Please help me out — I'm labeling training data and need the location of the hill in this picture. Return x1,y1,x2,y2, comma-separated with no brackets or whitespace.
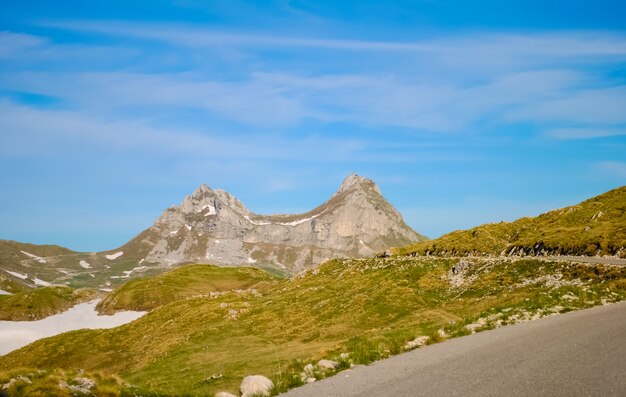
2,257,625,396
395,186,626,258
0,286,98,320
96,264,279,314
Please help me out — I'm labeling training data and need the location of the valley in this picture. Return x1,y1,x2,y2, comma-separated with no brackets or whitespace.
1,181,625,396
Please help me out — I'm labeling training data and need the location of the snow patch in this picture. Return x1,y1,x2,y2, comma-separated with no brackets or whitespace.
0,300,146,355
105,252,123,260
117,266,148,279
99,288,113,292
185,224,192,231
20,251,47,263
244,209,327,227
247,257,257,264
201,204,217,216
32,277,51,286
79,260,91,269
4,270,28,280
0,289,11,295
243,214,271,226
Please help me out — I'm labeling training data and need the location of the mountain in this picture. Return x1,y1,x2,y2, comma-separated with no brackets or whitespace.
395,186,626,258
0,174,425,290
115,173,425,274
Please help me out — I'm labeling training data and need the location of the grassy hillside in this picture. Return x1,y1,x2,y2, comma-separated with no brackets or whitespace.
0,286,98,320
395,186,626,258
97,264,280,314
2,257,625,396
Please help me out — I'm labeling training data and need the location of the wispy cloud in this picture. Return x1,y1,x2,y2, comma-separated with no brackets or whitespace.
0,99,450,164
0,31,47,58
594,161,626,178
39,20,626,59
4,24,626,134
547,128,626,139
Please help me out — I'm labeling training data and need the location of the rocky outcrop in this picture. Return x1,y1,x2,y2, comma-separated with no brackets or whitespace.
119,174,426,274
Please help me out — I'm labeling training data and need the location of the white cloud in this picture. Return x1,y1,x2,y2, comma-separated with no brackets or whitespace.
546,128,626,139
505,86,626,125
595,161,626,178
0,31,47,58
3,26,626,134
39,21,626,58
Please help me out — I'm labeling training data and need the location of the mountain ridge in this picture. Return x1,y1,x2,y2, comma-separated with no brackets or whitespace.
0,174,425,290
119,173,425,273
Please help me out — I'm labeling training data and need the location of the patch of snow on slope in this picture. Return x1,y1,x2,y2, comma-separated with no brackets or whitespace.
20,251,47,263
185,224,192,231
4,270,28,280
247,257,257,264
244,209,328,227
79,260,91,269
243,214,271,226
201,204,217,216
105,252,123,260
0,289,11,295
0,300,146,355
32,277,50,286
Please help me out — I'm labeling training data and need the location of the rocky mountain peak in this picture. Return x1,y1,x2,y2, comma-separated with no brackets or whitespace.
337,173,382,196
122,174,427,274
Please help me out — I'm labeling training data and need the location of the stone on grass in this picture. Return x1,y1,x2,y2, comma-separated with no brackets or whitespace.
404,335,430,350
240,375,274,397
317,359,339,370
215,392,237,397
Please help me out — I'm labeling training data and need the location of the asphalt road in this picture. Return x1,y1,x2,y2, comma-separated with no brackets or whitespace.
281,301,626,397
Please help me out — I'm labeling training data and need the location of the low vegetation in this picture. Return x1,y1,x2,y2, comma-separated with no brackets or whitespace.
97,264,280,314
395,186,626,258
0,367,132,396
0,286,98,321
2,257,625,396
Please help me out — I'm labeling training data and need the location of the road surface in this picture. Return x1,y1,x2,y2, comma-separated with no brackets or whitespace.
281,301,626,396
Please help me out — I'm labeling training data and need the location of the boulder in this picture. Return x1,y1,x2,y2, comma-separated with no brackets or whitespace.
404,335,430,350
215,392,237,397
317,359,339,370
240,375,274,397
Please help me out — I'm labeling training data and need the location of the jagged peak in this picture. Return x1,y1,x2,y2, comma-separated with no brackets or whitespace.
192,183,213,197
337,173,381,195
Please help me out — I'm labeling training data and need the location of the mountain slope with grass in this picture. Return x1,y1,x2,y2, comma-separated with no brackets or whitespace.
2,257,625,396
96,264,280,314
395,186,626,258
0,286,98,320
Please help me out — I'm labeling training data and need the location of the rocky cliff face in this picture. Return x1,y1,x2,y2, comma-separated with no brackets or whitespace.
120,174,426,274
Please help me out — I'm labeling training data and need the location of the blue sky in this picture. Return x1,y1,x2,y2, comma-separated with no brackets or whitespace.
1,0,626,251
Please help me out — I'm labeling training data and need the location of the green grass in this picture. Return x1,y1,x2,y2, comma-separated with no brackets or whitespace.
394,185,626,257
97,264,281,314
2,257,625,396
0,286,98,320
